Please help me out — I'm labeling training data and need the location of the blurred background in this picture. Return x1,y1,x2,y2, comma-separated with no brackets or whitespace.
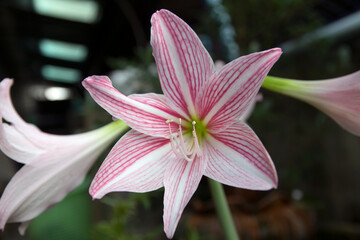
1,0,360,239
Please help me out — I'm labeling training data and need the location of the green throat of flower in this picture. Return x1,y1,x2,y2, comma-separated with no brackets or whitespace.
187,118,207,144
166,118,207,162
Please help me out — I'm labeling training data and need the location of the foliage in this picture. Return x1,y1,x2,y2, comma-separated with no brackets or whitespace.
92,193,163,240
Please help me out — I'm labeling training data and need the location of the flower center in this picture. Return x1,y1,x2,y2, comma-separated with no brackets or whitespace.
189,118,207,143
166,118,205,162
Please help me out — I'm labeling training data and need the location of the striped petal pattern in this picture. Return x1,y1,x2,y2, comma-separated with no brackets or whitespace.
163,155,206,238
90,130,172,198
83,75,180,138
204,121,277,189
151,9,215,117
198,48,281,132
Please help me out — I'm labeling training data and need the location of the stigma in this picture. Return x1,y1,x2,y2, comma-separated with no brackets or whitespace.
166,119,202,162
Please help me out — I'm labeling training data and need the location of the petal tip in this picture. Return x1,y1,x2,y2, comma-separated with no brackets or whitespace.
267,47,282,58
257,48,282,61
82,75,98,84
150,9,163,24
82,76,96,87
1,78,14,85
0,218,6,233
164,223,176,239
151,9,176,26
89,192,102,200
82,75,111,88
271,178,278,189
89,182,107,200
18,221,30,236
272,47,282,53
89,188,101,200
0,78,14,92
165,231,174,239
151,9,171,18
260,47,282,67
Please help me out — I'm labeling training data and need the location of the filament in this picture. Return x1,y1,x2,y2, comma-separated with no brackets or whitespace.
166,119,202,162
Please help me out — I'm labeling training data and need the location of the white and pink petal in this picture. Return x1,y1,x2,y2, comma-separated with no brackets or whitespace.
0,139,105,233
198,48,281,132
163,155,207,238
204,121,277,190
83,76,180,138
90,130,173,198
151,9,215,117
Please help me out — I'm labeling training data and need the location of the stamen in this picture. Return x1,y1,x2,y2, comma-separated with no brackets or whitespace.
170,134,186,159
167,119,189,159
178,118,192,155
167,118,202,162
172,135,196,162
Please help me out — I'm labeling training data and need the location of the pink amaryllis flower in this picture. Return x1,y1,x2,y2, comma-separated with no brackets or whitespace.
263,71,360,136
83,9,281,238
0,79,128,234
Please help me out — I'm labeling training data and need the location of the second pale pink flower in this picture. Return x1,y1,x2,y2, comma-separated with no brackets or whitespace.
263,71,360,136
0,79,128,234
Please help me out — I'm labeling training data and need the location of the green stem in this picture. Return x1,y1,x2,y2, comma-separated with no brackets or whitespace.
208,178,240,240
262,76,314,103
262,76,294,93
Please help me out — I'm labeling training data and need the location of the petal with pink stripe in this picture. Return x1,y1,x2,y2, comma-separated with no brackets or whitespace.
198,48,282,132
204,121,277,190
83,76,179,138
151,9,215,117
90,130,173,199
163,155,207,238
